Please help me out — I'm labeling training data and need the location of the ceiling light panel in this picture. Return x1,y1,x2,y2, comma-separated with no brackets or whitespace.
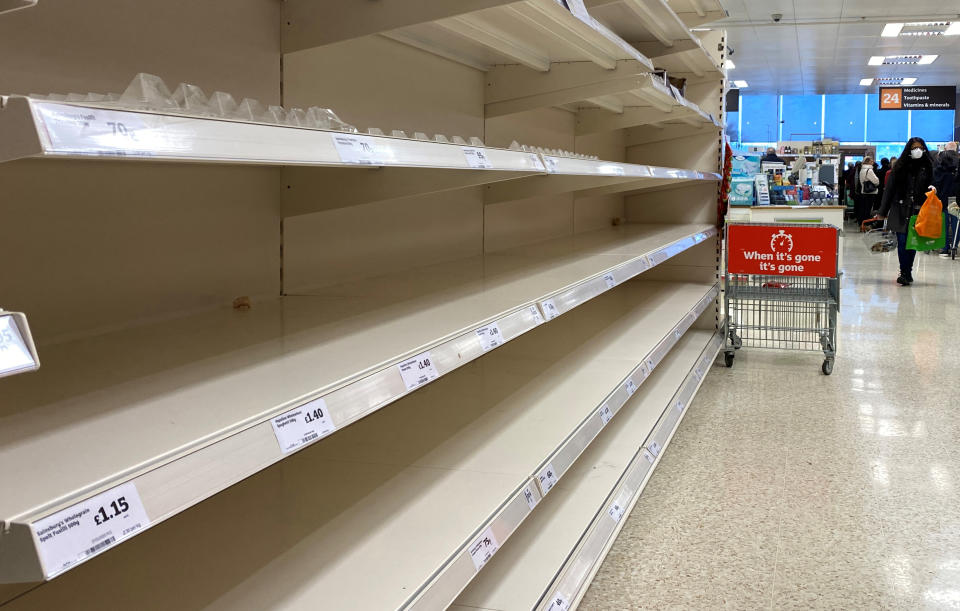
859,78,874,86
733,80,748,88
723,59,735,69
867,55,938,66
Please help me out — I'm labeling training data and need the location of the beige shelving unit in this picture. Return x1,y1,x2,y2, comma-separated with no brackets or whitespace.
0,0,726,607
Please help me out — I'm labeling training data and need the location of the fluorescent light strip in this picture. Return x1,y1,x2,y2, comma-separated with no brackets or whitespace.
733,80,748,88
918,55,938,64
723,59,735,70
868,56,884,65
902,77,917,85
882,23,903,37
859,78,874,86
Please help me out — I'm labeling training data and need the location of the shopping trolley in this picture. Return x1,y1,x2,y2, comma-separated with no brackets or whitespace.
723,223,840,375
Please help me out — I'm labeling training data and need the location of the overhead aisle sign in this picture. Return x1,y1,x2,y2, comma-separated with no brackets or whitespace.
879,86,956,110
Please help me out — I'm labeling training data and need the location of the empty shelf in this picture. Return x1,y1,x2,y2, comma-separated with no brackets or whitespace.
0,95,542,175
452,327,723,611
384,0,651,74
484,157,718,204
661,0,727,27
0,281,718,609
0,223,715,583
585,0,721,77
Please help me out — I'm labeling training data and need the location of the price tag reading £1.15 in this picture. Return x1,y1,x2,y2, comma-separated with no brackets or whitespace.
476,322,503,353
398,351,439,391
271,397,336,454
32,482,150,578
462,147,493,169
468,526,500,572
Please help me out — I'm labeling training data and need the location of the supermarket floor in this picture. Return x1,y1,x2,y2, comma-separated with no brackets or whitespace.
582,227,960,610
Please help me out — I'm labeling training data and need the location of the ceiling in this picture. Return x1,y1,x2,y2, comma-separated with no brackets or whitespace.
707,0,960,94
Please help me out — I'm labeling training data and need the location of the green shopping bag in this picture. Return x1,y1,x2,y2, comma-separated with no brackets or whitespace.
906,214,946,251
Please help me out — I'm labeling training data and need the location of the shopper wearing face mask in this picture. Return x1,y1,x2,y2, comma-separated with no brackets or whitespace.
878,138,935,285
856,156,879,228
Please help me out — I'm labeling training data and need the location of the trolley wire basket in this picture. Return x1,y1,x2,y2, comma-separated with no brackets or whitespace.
724,223,840,375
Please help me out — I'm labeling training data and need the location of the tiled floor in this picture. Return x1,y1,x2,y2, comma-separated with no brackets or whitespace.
582,228,960,610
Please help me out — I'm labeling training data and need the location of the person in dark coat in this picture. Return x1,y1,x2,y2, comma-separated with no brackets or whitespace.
878,138,935,286
932,142,959,256
760,147,785,164
876,157,891,205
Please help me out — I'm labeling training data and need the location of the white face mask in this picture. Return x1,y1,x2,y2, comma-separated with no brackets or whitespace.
911,148,924,159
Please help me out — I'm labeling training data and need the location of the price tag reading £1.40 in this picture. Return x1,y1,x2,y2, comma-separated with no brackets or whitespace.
475,322,503,353
271,397,336,454
398,351,439,391
32,482,150,578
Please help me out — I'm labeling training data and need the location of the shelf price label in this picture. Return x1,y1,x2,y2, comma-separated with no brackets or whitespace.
34,103,152,157
32,482,150,578
0,315,36,376
608,500,626,523
624,378,638,397
523,485,540,510
271,397,336,454
603,273,617,289
538,463,559,495
468,526,500,572
541,299,560,321
475,322,503,353
528,154,546,171
398,351,439,391
332,134,380,165
528,305,545,326
547,592,571,611
676,399,685,413
694,366,704,381
648,441,662,457
642,449,656,464
462,147,493,169
598,404,613,426
544,156,560,173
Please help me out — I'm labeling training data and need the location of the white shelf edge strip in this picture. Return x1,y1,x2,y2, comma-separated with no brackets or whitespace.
539,328,724,611
9,227,718,583
405,283,720,610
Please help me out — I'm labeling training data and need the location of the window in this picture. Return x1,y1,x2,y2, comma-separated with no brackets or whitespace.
824,95,866,142
910,110,954,142
867,94,907,142
741,95,779,142
781,95,823,141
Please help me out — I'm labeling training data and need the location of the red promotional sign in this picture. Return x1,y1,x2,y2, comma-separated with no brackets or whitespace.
727,224,837,277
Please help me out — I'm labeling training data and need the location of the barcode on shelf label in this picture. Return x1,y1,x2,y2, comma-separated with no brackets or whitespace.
649,441,662,457
398,351,439,391
547,593,571,611
538,463,559,495
603,273,617,289
523,486,539,510
332,134,379,165
642,449,656,464
475,322,503,352
34,103,153,157
468,526,500,572
598,404,613,425
271,397,336,454
529,154,546,171
462,147,493,169
608,500,626,523
528,305,545,325
0,315,35,376
541,299,560,321
544,156,560,172
625,378,638,397
32,482,150,578
676,399,685,413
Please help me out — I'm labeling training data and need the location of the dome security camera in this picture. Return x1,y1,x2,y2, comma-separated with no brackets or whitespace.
772,13,782,22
